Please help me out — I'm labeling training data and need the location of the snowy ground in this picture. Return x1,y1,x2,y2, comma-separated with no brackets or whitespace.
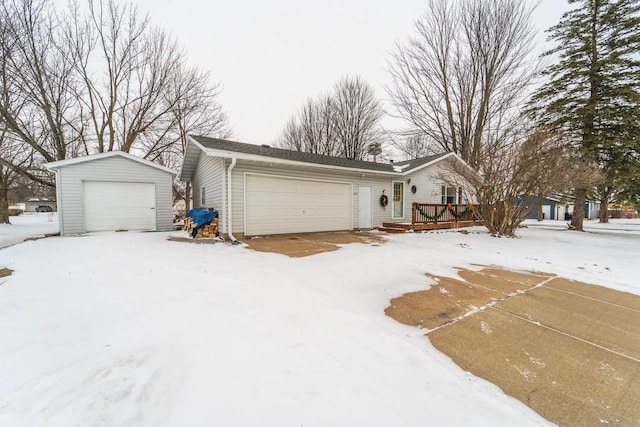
0,212,59,249
0,217,638,426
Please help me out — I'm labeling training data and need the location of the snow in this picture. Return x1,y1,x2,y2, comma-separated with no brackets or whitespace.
0,216,638,426
0,213,59,249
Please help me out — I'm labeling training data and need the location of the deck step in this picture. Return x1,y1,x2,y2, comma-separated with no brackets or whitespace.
378,226,412,234
382,222,413,230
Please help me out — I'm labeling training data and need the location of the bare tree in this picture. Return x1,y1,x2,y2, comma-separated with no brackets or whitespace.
0,0,231,220
387,0,538,169
156,65,232,212
66,0,186,156
443,127,593,237
0,0,84,168
279,76,383,161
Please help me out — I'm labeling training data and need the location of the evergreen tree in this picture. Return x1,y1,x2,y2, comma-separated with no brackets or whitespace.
530,0,640,229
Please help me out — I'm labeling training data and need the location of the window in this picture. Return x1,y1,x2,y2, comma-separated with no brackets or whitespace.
201,187,206,206
441,186,462,204
393,182,404,218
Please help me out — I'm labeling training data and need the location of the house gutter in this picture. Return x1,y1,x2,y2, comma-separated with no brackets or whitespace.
226,157,238,243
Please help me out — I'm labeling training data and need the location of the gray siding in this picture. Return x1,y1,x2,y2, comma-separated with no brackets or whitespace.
57,156,174,235
226,160,396,234
191,154,226,230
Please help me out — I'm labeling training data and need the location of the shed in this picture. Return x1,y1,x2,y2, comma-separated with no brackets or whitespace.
46,151,177,235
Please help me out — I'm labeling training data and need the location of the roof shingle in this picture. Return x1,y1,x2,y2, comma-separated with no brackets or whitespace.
190,135,450,174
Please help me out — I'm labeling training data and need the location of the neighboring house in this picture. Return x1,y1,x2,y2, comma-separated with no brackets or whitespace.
525,195,571,221
526,194,600,221
46,151,177,236
180,136,472,237
24,197,57,212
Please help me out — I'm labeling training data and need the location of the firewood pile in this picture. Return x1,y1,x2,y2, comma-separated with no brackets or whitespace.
183,217,219,238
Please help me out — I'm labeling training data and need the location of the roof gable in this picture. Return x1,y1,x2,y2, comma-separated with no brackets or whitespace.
46,151,177,175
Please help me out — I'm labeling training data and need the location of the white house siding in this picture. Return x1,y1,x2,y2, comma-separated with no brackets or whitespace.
192,154,225,216
404,162,457,208
56,156,174,235
215,159,395,234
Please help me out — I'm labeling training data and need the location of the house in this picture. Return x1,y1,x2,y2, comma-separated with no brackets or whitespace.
23,198,57,212
179,136,472,237
525,195,571,220
46,151,177,235
525,194,600,221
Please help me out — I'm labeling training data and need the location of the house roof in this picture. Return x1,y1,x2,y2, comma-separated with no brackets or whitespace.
182,135,457,180
46,151,177,175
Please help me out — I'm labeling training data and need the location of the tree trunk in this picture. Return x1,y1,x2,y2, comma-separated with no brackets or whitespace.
0,187,10,224
537,202,544,222
570,188,587,231
599,189,610,223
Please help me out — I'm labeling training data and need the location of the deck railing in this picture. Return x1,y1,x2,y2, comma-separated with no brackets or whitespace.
412,203,476,224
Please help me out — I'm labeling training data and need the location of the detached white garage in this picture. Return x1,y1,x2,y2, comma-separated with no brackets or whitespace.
47,151,177,236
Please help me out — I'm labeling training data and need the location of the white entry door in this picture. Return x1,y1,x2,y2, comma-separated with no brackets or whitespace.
358,186,372,229
542,204,551,220
84,181,156,232
245,174,352,236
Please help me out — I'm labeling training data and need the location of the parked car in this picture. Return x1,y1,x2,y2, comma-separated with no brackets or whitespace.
35,205,53,212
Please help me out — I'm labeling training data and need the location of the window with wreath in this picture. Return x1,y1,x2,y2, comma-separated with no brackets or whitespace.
441,186,462,204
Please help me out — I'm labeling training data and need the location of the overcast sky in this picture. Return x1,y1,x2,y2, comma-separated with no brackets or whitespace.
131,0,574,145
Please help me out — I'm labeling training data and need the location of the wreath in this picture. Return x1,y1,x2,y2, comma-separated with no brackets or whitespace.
380,194,389,207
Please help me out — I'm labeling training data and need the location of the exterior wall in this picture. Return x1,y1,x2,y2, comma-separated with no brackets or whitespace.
401,161,471,222
56,156,174,235
224,159,396,234
525,197,558,220
192,154,225,210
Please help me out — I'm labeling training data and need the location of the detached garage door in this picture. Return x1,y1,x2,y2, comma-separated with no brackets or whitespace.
84,181,156,232
245,174,352,235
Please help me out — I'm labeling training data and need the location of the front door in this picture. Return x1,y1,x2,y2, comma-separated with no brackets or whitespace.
358,186,372,229
393,182,404,219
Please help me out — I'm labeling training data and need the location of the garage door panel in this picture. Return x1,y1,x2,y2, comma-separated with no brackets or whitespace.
245,175,351,235
84,181,156,232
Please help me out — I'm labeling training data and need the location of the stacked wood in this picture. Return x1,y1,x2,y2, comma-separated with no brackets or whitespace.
183,217,219,238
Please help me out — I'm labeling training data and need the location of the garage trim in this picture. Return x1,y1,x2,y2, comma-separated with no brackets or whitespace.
243,172,353,236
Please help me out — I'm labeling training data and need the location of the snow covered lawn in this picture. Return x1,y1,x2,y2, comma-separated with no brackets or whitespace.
0,213,59,249
0,218,638,426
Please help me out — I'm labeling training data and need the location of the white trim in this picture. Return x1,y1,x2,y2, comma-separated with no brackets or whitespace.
242,172,354,234
46,151,177,175
392,181,405,220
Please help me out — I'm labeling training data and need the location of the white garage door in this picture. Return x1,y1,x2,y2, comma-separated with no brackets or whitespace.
245,174,352,235
84,181,156,232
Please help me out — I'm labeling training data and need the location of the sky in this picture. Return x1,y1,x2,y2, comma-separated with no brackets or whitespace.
130,0,574,146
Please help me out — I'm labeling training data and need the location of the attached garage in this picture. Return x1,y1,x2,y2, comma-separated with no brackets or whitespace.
245,174,352,235
47,151,177,236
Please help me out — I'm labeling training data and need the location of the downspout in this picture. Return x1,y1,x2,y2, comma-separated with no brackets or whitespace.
226,157,238,242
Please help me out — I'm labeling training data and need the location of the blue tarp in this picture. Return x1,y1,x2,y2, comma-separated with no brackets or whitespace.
187,208,218,238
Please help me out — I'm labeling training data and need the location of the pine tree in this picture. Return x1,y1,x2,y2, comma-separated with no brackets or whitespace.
530,0,640,229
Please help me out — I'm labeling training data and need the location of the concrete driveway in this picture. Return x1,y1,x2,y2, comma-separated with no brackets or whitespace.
239,231,384,257
386,267,640,426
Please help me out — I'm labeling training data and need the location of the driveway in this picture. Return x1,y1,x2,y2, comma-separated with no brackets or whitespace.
386,267,640,426
238,231,384,257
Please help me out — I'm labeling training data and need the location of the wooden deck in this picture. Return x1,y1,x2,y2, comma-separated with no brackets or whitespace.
378,203,482,233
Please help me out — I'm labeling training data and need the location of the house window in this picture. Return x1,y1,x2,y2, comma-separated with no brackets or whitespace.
441,186,462,204
201,187,206,206
393,182,404,218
